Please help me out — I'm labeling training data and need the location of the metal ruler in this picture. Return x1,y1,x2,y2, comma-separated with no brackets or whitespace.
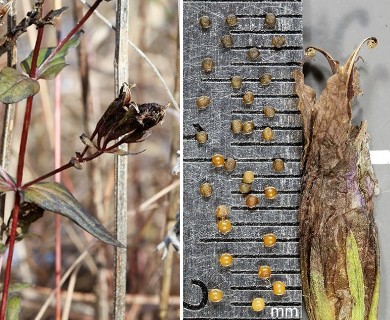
183,1,303,319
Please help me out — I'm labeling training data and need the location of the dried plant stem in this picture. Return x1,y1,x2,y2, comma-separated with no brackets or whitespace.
61,265,81,320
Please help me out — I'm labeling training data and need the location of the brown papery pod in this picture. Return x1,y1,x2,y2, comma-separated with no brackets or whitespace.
293,37,380,320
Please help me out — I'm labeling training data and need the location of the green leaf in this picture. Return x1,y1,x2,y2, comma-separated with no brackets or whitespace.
0,67,40,103
21,31,83,80
6,295,21,320
22,182,124,247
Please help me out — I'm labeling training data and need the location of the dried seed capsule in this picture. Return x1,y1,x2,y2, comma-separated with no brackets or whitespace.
263,106,276,118
224,157,237,172
225,14,238,27
264,186,278,200
263,233,277,247
199,182,213,197
239,182,252,194
231,76,243,89
215,205,229,219
211,154,225,167
259,73,272,86
199,15,211,29
208,289,224,302
242,121,255,135
195,131,208,144
217,219,232,234
305,47,316,58
219,253,233,267
247,47,260,61
272,35,286,48
272,158,285,172
231,119,243,133
201,57,214,73
246,195,259,208
258,265,272,279
221,34,233,48
196,96,211,110
272,281,286,295
251,297,265,312
242,171,255,184
264,12,276,28
243,91,254,105
261,127,273,141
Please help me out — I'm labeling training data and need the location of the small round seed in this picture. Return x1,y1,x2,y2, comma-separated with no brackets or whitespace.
221,34,233,48
251,297,265,312
247,47,260,61
199,15,211,29
201,57,214,73
263,233,277,247
211,154,225,167
272,281,286,295
246,195,259,208
208,289,224,302
263,106,276,118
264,186,277,200
196,96,211,110
264,13,276,28
259,73,272,86
239,183,252,194
217,219,232,234
258,265,272,279
231,119,243,133
272,35,285,48
199,182,213,197
261,127,273,141
272,158,285,172
225,14,238,27
242,171,255,184
231,76,243,89
224,157,237,172
195,131,208,144
219,253,233,267
242,121,254,135
215,205,229,219
243,91,254,105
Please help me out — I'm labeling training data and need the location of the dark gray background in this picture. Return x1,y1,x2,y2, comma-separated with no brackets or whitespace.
303,1,389,318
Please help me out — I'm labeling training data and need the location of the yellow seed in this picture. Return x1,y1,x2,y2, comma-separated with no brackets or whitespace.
305,47,316,58
246,195,259,208
225,14,238,27
196,96,211,110
231,76,242,89
259,73,272,86
239,183,252,194
272,158,285,172
263,106,276,118
272,35,286,48
195,131,208,144
243,91,254,105
263,233,277,247
211,154,225,167
272,281,286,295
217,219,232,234
251,297,265,311
199,182,213,197
215,205,229,219
199,15,211,29
231,119,243,133
258,265,272,279
224,157,237,172
264,13,276,28
202,58,214,73
208,289,224,302
242,121,254,135
264,186,277,200
247,47,260,61
242,171,255,184
221,34,233,48
219,253,233,267
262,127,273,141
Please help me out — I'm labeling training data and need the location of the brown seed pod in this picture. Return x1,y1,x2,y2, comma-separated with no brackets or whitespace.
264,186,278,199
272,35,286,48
231,75,243,89
211,154,225,167
199,15,211,29
247,47,260,61
264,13,276,28
225,14,238,27
215,205,230,219
231,119,243,133
221,34,233,48
259,73,272,86
242,171,255,184
243,91,254,105
272,158,285,172
261,127,273,141
224,157,237,172
201,57,214,73
195,131,208,144
263,106,276,118
246,194,259,208
196,96,211,110
199,182,213,197
239,183,252,194
242,121,254,135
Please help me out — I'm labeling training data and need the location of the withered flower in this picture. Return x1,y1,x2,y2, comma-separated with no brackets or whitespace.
293,37,379,320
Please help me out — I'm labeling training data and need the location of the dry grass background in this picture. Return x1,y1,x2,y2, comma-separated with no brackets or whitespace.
0,0,179,319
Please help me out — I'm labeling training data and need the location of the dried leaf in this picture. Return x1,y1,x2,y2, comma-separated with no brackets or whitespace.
0,165,16,193
294,37,379,320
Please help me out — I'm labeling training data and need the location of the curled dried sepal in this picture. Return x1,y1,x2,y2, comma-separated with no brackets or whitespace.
109,148,146,156
70,157,83,170
0,165,16,193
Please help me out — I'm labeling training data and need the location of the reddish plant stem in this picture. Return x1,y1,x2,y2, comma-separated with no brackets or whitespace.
0,26,44,319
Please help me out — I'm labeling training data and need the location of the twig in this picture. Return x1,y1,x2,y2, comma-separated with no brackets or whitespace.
61,265,81,320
